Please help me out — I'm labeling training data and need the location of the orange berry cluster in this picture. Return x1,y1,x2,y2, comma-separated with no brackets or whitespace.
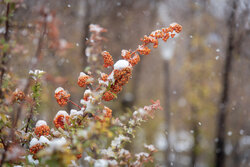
30,143,44,154
140,23,182,51
102,51,114,68
103,106,112,118
12,90,25,102
53,113,70,129
121,50,140,67
54,88,70,106
77,73,93,87
34,125,50,137
102,91,115,101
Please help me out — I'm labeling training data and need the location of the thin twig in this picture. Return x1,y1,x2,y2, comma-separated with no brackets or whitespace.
0,2,10,101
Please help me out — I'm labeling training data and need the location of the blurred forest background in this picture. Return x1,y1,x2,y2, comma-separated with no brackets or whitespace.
0,0,249,166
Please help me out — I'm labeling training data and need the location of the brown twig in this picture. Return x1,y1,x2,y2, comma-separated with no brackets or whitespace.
0,2,10,101
14,10,48,130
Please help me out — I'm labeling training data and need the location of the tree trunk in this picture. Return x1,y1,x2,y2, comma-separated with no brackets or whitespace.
215,1,237,167
163,60,172,166
191,106,199,167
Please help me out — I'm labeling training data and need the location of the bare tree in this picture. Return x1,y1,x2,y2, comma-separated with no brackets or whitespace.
215,0,237,166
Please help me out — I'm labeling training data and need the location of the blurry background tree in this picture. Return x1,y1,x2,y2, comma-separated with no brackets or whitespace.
0,0,249,166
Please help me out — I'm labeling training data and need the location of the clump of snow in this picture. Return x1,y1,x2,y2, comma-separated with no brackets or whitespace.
114,60,130,70
29,138,39,148
84,156,93,162
55,87,64,93
39,136,50,145
29,69,45,76
54,110,69,119
100,147,115,157
84,89,91,95
27,155,39,165
35,120,47,127
77,130,88,139
107,71,115,83
118,148,130,157
89,24,104,33
79,72,87,77
121,49,129,57
98,79,109,86
80,99,94,112
111,135,130,148
107,160,118,166
70,109,78,116
30,136,51,148
144,144,156,152
94,159,108,167
70,109,83,117
29,69,45,80
49,137,67,150
59,39,67,49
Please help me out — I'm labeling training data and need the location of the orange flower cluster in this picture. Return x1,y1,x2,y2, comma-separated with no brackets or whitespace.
129,53,140,66
102,51,114,68
12,90,25,102
101,73,108,81
34,121,50,137
30,143,44,154
53,111,70,129
77,72,93,87
102,91,115,101
54,87,70,106
103,65,132,101
137,45,151,55
113,67,132,89
121,50,140,67
103,106,112,118
121,50,132,60
140,23,182,51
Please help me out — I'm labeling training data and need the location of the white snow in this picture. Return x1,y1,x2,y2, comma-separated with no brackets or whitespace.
29,138,39,148
108,160,118,166
84,89,91,95
29,69,45,76
35,120,47,127
54,110,69,119
107,71,115,83
111,135,130,148
59,39,67,49
98,79,109,86
84,156,94,162
100,147,115,157
118,149,130,156
89,24,103,33
27,155,39,165
94,159,108,167
39,136,50,145
80,99,94,112
144,144,156,152
70,109,83,117
55,87,64,93
79,72,87,77
121,50,129,57
49,137,67,149
114,60,130,70
135,152,149,159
